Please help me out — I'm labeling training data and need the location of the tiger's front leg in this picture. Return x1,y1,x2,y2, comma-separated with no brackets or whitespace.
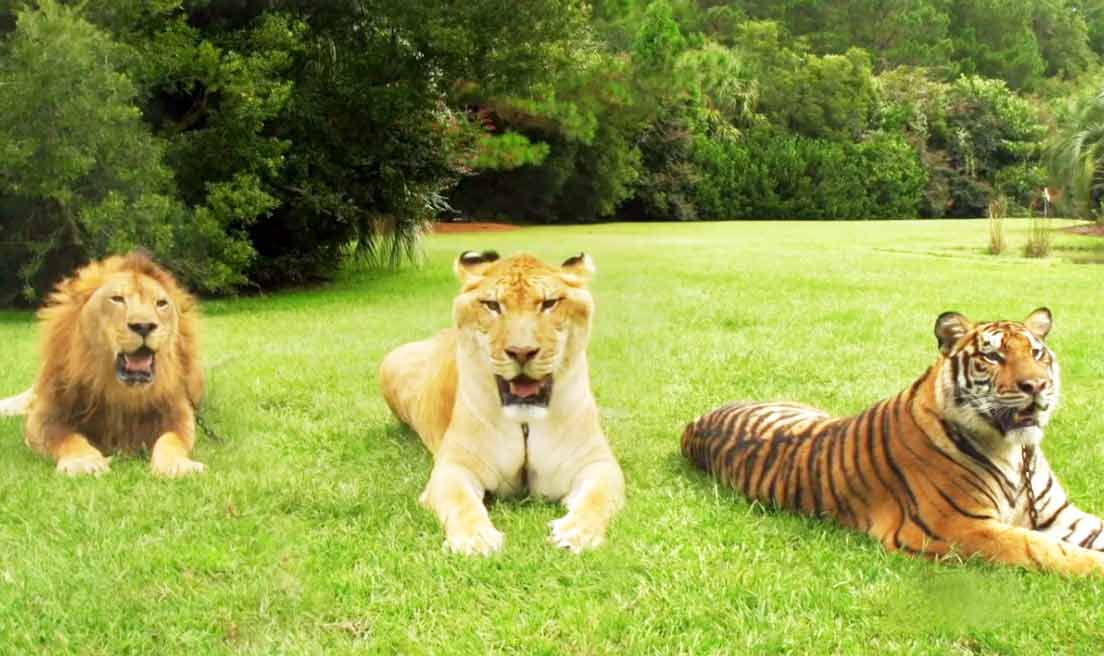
936,518,1104,576
1037,503,1104,551
549,459,625,554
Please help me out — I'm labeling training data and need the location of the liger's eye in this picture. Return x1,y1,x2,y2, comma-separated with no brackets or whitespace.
480,300,501,313
541,298,560,311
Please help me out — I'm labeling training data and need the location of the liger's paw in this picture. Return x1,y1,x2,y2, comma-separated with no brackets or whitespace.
151,457,206,478
549,512,606,554
444,522,504,557
56,454,111,477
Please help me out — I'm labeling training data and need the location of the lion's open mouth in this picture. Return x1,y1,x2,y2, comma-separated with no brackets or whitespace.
495,374,553,407
115,346,156,386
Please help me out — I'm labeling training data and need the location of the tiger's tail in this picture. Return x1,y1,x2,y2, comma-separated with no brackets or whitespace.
0,388,33,416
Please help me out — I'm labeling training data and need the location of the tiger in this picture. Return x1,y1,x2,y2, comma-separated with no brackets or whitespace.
681,308,1104,575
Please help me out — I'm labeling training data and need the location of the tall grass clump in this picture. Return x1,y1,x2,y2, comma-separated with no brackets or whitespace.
1024,214,1053,257
987,196,1007,255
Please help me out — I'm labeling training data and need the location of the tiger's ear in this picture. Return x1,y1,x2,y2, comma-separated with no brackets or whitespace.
935,311,971,355
454,250,500,284
560,253,595,284
1024,307,1053,341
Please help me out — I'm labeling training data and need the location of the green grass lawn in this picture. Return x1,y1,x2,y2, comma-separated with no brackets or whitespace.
2,219,1103,654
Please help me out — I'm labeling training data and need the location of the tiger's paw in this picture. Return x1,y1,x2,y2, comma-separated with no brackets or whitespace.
56,453,112,477
444,522,504,556
549,512,606,554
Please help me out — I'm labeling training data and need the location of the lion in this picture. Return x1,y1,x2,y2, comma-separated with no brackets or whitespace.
0,251,206,477
379,251,625,555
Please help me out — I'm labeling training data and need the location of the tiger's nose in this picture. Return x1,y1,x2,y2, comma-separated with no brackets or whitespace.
128,322,157,338
1018,378,1048,395
506,346,540,365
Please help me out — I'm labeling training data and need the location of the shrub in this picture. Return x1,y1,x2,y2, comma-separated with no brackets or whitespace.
987,196,1008,255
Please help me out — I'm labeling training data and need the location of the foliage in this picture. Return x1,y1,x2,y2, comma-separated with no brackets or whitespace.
690,129,926,220
1049,87,1104,220
0,1,250,303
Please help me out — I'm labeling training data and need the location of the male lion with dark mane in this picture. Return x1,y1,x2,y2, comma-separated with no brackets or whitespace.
0,251,206,477
380,251,625,555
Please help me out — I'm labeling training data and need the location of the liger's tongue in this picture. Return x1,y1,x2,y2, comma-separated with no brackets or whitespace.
509,378,542,398
123,352,153,373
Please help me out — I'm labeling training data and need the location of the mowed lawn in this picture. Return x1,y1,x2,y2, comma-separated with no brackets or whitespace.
1,220,1103,654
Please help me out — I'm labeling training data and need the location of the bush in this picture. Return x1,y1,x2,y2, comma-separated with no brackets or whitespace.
0,1,250,303
690,129,925,219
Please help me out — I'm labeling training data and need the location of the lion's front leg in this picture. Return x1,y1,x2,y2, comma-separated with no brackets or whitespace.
150,431,205,477
52,433,112,476
420,461,504,556
549,459,625,554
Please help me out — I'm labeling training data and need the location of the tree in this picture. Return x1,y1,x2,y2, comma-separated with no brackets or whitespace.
1050,88,1104,220
0,0,249,302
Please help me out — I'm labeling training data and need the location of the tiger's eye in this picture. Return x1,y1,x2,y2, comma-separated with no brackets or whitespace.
981,351,1003,364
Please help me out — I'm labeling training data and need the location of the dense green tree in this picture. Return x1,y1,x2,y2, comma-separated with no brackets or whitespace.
0,0,249,302
1050,88,1104,219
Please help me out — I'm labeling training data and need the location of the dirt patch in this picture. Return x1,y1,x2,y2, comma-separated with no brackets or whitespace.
432,221,520,234
1063,223,1104,237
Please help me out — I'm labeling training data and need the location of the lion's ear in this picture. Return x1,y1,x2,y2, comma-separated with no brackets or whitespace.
454,250,500,284
560,253,595,284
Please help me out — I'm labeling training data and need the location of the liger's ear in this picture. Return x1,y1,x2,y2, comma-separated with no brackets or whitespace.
560,253,595,284
935,311,971,355
454,250,500,284
1024,307,1053,341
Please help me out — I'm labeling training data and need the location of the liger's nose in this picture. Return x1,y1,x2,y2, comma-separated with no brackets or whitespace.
129,322,157,338
506,346,540,365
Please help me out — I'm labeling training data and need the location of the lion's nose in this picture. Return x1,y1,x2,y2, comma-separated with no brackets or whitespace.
506,346,539,365
128,322,158,338
1018,378,1048,395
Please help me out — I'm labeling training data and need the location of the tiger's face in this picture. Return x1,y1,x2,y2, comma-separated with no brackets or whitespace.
453,250,595,422
935,308,1059,446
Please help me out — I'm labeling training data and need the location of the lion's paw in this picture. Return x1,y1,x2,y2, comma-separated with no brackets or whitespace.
151,457,206,478
549,512,606,554
57,454,111,477
444,522,504,556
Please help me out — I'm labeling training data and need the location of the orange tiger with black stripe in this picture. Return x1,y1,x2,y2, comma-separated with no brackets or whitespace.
682,308,1104,575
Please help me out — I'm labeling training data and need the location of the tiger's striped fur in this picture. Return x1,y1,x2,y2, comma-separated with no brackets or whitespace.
682,308,1104,575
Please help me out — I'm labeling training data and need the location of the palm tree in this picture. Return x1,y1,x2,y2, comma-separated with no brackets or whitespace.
1050,89,1104,222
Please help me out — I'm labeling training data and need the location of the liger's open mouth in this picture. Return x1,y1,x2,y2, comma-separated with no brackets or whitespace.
115,346,156,386
495,374,553,408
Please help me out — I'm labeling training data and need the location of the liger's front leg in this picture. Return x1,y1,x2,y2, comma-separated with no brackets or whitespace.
549,459,625,554
421,460,504,556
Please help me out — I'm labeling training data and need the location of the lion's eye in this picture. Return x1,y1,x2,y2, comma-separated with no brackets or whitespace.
110,295,125,304
541,298,560,311
156,299,169,309
480,300,501,314
981,351,1003,364
1033,347,1045,361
